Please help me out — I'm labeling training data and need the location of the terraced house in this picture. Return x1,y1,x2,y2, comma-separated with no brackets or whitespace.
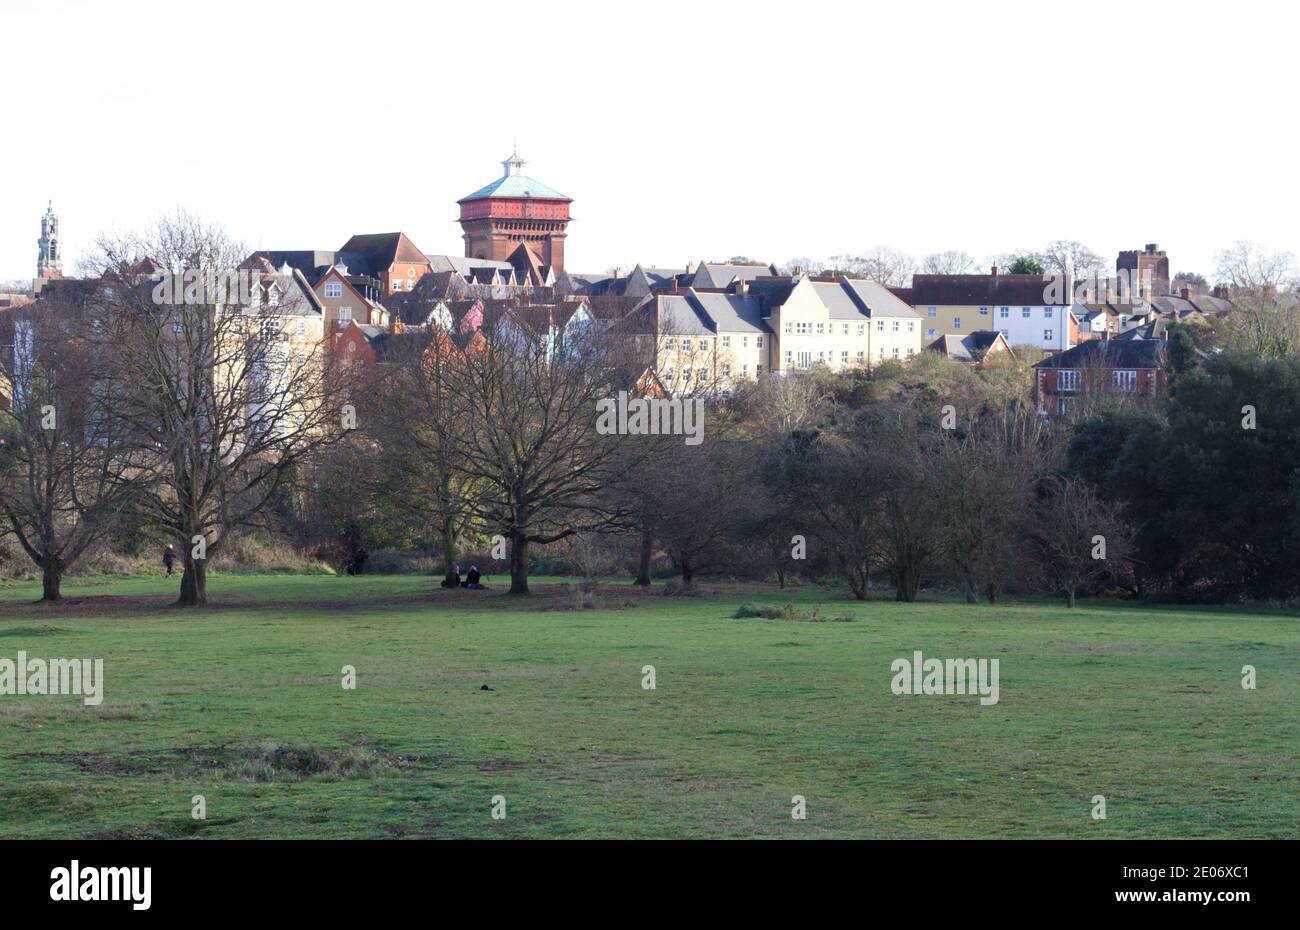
905,267,1074,354
618,272,922,392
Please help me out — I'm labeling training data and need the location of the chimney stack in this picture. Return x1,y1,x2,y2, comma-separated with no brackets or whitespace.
736,278,749,297
991,264,998,276
1180,286,1192,299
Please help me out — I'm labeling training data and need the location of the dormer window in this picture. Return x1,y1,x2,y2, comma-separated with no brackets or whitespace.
324,282,343,299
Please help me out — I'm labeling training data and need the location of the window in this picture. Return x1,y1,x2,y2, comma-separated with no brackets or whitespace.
840,351,849,362
1058,370,1079,392
1000,328,1009,338
741,364,748,376
666,337,676,349
756,336,763,348
1022,307,1031,318
927,306,937,318
785,350,793,362
756,364,763,374
953,317,962,329
391,280,402,292
664,367,674,380
907,321,915,332
877,321,884,331
796,351,811,368
1045,307,1054,319
856,351,864,360
261,318,277,338
682,338,692,351
722,335,730,347
695,368,707,382
979,306,989,316
1000,307,1009,318
1043,329,1053,342
297,319,306,337
816,323,825,334
324,282,343,298
796,321,811,334
892,347,900,358
906,347,915,357
742,336,749,347
1058,397,1073,415
722,363,731,377
784,322,792,333
842,323,849,335
172,321,182,334
925,328,937,338
339,307,353,324
857,324,865,336
1114,370,1137,392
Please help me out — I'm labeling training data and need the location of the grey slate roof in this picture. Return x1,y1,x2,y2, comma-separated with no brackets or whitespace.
1033,339,1166,369
686,290,771,334
690,262,777,289
841,278,920,318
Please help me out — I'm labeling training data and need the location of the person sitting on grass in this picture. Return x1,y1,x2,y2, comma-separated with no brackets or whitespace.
462,565,482,589
440,564,461,589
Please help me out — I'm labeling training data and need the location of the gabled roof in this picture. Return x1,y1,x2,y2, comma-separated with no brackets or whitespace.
1033,339,1167,369
747,276,799,316
337,233,429,272
690,262,777,289
927,330,1011,363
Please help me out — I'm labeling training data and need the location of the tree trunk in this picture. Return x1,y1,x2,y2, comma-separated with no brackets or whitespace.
508,531,529,595
986,581,998,604
964,576,979,604
1066,587,1076,609
680,560,694,589
177,554,208,607
634,530,652,586
895,564,920,603
441,518,457,587
41,558,63,602
776,566,786,590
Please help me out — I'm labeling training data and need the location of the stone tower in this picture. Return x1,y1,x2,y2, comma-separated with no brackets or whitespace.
1116,243,1169,300
37,200,62,280
457,151,572,274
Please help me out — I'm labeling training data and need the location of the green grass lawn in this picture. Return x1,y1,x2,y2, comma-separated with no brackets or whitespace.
0,572,1295,839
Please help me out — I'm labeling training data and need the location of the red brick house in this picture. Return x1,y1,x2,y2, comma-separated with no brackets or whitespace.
1033,339,1168,417
337,232,432,298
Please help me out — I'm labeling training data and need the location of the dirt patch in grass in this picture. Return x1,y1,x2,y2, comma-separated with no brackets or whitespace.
0,625,66,637
16,742,441,782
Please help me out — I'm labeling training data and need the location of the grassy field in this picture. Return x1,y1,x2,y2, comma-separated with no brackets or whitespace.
0,572,1295,839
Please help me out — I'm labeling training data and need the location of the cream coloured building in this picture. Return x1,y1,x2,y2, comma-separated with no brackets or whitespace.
626,273,922,391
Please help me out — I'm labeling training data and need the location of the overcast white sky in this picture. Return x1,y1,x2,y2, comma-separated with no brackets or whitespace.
1,0,1295,284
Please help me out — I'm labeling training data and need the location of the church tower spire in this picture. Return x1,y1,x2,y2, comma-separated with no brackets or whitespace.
37,200,62,280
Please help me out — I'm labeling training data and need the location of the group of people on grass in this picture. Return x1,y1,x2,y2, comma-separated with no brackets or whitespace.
441,564,484,590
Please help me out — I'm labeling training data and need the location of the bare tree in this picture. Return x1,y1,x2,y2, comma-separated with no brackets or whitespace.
827,246,917,286
921,250,978,275
637,436,747,590
1027,476,1133,607
0,297,136,600
90,213,343,606
376,330,482,586
1214,241,1298,292
420,315,642,594
1037,240,1106,280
